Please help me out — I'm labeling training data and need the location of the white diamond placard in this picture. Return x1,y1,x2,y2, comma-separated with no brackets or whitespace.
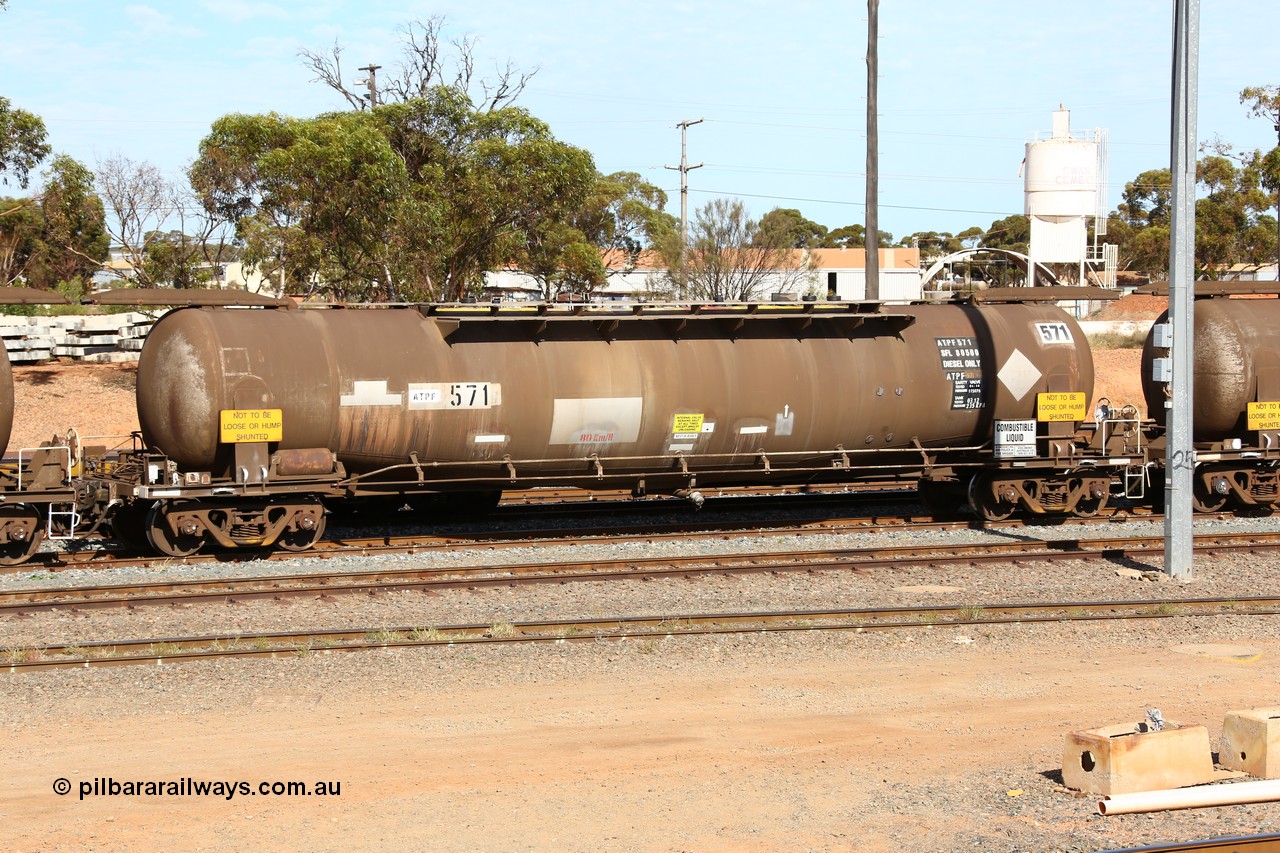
997,348,1042,401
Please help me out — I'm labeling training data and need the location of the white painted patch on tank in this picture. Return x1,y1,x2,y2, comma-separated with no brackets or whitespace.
997,348,1043,401
549,397,642,445
775,404,795,436
339,380,403,407
473,434,507,443
738,425,769,435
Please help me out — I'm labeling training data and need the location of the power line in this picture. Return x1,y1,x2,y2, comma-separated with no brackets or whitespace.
686,187,1020,217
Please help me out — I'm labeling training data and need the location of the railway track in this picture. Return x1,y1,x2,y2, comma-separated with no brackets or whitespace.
1102,834,1280,852
6,530,1280,617
15,498,1189,575
6,593,1279,673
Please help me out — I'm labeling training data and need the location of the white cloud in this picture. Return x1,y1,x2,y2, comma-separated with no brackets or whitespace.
202,0,291,25
124,5,201,39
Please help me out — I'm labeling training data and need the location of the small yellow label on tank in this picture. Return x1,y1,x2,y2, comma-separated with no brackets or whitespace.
1248,401,1280,430
219,409,284,443
1035,392,1086,422
672,413,704,434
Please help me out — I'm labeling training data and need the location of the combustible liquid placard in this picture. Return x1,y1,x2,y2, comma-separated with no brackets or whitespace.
993,419,1037,458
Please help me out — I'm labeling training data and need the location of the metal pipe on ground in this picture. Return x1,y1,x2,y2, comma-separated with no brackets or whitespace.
1098,779,1280,815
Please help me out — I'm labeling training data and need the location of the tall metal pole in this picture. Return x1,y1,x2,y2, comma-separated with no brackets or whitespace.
665,119,704,273
1165,0,1199,580
864,0,880,300
358,64,381,108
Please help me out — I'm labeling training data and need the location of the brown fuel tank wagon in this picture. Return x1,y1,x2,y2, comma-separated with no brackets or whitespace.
135,299,1094,483
68,293,1151,557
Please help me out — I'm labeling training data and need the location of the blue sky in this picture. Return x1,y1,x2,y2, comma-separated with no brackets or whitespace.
2,1,1277,242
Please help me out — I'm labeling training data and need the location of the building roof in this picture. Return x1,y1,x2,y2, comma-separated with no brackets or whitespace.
594,246,920,272
807,247,920,270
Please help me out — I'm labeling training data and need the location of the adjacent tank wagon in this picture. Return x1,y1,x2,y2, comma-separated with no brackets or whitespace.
1140,283,1280,511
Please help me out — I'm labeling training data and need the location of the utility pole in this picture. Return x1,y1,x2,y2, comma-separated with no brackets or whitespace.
665,118,704,268
357,64,381,108
864,0,880,301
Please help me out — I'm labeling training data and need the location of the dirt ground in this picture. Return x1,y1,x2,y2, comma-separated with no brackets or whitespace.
5,625,1279,851
1091,348,1147,418
9,362,140,453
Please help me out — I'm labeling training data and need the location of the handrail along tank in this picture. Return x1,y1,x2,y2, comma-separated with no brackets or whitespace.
136,300,1093,485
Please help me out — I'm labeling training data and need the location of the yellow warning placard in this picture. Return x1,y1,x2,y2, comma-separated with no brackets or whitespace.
1036,392,1086,422
672,413,704,434
219,409,283,443
1248,401,1280,431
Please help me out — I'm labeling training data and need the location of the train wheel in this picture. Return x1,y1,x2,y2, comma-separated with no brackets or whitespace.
145,502,205,558
276,499,328,552
1071,495,1108,518
0,506,45,566
969,474,1016,522
1071,486,1110,518
1191,480,1228,513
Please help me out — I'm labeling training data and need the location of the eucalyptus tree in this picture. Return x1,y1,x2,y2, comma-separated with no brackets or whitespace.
0,191,39,284
756,208,828,249
1240,85,1280,269
191,89,597,301
26,154,108,289
0,96,49,190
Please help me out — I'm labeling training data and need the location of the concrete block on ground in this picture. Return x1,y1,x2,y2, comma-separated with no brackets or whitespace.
81,351,139,364
1222,707,1280,778
7,350,52,363
74,313,133,331
1063,720,1227,795
6,335,57,352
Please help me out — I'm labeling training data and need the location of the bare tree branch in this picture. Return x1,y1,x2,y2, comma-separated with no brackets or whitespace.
301,15,538,112
298,41,368,110
0,197,36,217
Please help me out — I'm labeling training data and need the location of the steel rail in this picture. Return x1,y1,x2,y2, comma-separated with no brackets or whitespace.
6,531,1280,617
6,595,1279,673
1096,833,1280,852
12,509,956,573
8,502,1207,575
